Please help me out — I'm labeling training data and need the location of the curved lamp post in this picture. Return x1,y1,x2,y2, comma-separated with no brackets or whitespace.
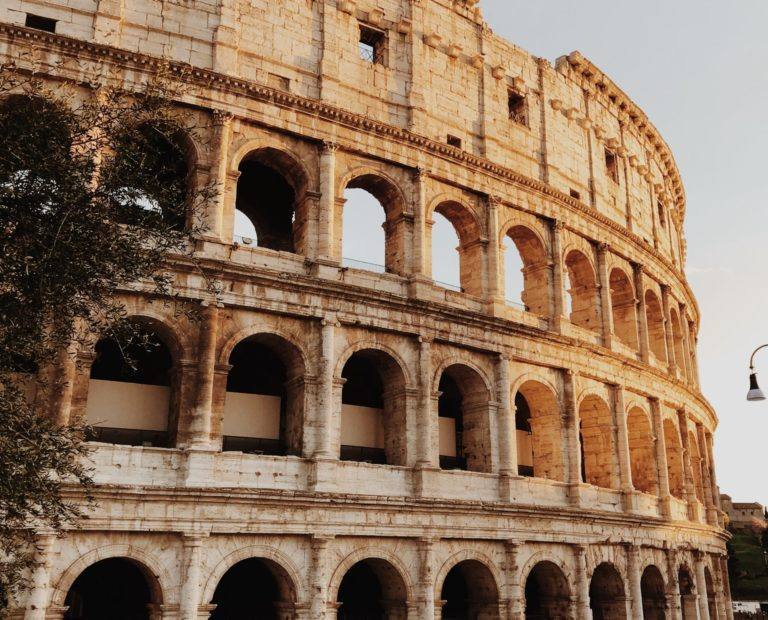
747,344,768,401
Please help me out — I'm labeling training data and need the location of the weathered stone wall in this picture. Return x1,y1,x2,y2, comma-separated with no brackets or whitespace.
0,1,727,618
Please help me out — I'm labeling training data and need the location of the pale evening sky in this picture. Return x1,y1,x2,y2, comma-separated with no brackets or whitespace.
238,1,768,506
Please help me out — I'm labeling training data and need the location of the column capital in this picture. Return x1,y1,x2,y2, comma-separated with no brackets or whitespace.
321,139,340,154
598,241,611,253
212,108,234,125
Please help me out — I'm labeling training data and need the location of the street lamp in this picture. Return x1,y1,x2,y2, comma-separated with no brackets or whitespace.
747,344,768,401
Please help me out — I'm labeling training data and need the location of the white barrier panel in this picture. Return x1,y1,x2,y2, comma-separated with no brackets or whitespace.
439,417,457,457
86,379,169,431
223,392,281,439
341,404,384,448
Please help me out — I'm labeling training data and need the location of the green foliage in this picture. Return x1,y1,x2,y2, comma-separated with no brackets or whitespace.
729,531,768,601
0,63,214,611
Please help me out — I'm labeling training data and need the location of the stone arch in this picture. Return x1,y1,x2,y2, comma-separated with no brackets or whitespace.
51,545,170,609
207,551,301,619
640,564,666,620
339,168,409,275
232,145,311,253
434,360,494,473
221,331,309,456
609,267,639,350
704,566,717,620
335,340,415,388
336,345,411,466
502,224,551,315
645,290,668,362
564,249,600,332
513,377,565,482
626,406,657,494
329,547,413,616
578,393,617,489
663,418,685,499
218,325,311,374
687,430,705,503
589,562,627,620
522,559,572,620
434,552,501,620
201,545,306,607
429,197,486,297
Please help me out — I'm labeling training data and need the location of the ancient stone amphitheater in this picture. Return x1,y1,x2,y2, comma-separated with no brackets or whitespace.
2,0,731,618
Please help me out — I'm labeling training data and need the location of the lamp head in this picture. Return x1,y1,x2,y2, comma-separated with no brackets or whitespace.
747,372,766,402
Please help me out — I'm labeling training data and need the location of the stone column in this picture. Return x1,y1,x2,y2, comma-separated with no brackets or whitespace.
626,544,644,620
550,220,566,331
314,319,336,458
417,538,437,620
650,398,672,517
206,110,233,241
49,347,78,426
24,533,56,620
688,321,701,389
679,303,693,382
93,0,125,45
563,370,581,506
505,541,524,620
677,410,701,521
705,433,723,521
416,338,436,468
497,354,517,500
309,536,334,620
633,264,650,363
186,304,220,449
696,424,717,525
613,385,635,507
596,243,615,348
179,534,206,620
486,196,504,305
694,552,711,620
719,555,734,620
573,545,591,620
666,549,683,620
711,554,728,620
412,169,429,280
406,0,427,130
317,141,338,263
661,285,676,375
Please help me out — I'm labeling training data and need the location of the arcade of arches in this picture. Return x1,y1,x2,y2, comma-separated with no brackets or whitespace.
51,548,730,620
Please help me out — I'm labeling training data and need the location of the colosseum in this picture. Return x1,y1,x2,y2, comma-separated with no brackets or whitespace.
1,0,731,618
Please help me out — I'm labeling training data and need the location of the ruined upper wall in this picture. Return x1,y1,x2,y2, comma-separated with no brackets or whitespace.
0,0,686,267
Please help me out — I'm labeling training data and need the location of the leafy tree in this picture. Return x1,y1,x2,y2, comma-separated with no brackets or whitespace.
0,62,214,610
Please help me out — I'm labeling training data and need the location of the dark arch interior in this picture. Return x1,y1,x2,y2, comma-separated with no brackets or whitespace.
641,566,666,620
524,561,570,620
224,338,288,455
210,558,292,620
515,391,534,477
678,567,697,620
64,558,154,620
589,563,626,620
441,560,498,620
438,372,465,470
337,559,407,620
340,352,386,464
236,158,296,252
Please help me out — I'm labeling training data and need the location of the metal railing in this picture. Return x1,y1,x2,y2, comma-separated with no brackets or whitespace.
342,257,386,273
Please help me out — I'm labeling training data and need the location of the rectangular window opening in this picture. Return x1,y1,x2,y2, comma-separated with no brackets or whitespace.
569,188,581,200
657,200,666,227
359,24,385,64
25,13,57,33
507,90,528,126
446,134,462,149
605,148,619,184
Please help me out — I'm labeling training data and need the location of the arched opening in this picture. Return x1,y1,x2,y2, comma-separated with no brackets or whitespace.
627,407,657,495
87,324,174,447
106,121,192,230
340,349,407,465
431,211,462,291
440,560,499,619
432,201,484,297
589,563,627,620
578,395,616,489
670,308,686,376
524,561,571,620
678,567,697,620
564,250,600,332
503,226,550,315
688,431,705,503
644,291,667,362
640,565,666,620
438,364,492,473
223,334,305,456
337,559,408,620
704,567,716,620
609,268,639,350
341,175,406,275
663,419,685,499
210,557,296,619
515,382,565,482
235,148,308,252
64,557,159,619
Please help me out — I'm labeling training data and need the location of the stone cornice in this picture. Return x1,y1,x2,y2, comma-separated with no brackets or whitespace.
0,23,700,327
